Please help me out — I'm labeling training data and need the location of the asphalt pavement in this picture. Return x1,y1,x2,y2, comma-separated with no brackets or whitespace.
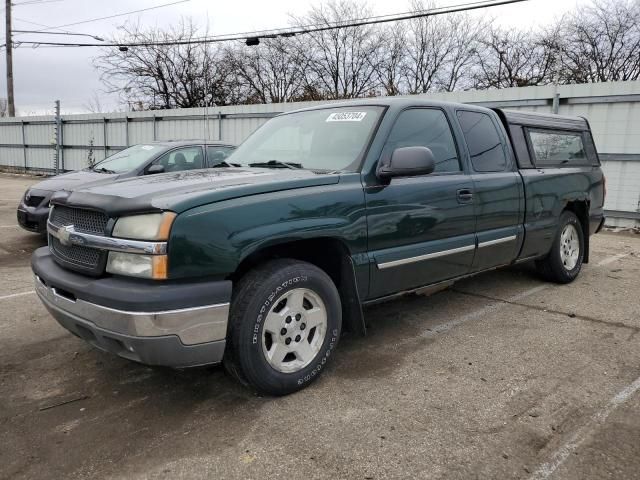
1,173,639,480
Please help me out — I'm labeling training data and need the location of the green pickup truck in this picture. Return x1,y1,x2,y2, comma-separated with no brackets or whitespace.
31,99,605,395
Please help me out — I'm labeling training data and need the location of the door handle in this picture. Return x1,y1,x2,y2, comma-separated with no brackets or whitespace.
457,188,473,203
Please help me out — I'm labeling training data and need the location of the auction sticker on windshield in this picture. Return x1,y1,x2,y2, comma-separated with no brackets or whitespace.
141,145,155,150
326,112,367,122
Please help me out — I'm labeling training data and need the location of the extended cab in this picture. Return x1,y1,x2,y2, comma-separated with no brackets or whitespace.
31,99,605,395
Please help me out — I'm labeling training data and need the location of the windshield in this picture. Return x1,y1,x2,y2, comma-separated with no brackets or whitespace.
93,144,167,173
230,106,383,172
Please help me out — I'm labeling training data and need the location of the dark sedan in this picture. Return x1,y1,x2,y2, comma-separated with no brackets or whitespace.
17,140,235,234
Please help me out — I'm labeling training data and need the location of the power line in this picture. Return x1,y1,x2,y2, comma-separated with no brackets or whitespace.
17,0,191,34
13,0,65,5
13,0,531,48
14,29,105,40
13,16,76,34
186,0,515,43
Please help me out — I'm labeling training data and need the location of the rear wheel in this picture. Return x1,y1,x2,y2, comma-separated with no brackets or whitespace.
224,259,342,396
536,211,584,283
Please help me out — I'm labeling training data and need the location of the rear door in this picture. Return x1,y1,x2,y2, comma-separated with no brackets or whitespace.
455,109,523,271
366,107,476,299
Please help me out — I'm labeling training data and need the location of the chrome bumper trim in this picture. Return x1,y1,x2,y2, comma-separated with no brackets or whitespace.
35,275,229,345
47,220,167,255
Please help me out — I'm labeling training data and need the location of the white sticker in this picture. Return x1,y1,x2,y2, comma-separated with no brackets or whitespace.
326,111,367,122
141,145,155,150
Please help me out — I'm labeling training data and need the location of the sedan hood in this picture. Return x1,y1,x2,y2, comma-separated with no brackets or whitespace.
31,170,120,192
50,168,341,215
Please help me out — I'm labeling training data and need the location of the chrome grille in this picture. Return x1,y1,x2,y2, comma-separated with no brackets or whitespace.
50,205,108,234
50,236,102,267
49,206,108,274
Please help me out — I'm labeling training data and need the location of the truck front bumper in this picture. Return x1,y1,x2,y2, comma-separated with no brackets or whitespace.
31,247,232,368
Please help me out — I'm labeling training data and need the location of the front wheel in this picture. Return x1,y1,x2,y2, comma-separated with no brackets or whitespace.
224,259,342,396
536,211,584,283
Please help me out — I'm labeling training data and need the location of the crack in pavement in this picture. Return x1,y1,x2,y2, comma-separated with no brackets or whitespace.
452,289,640,334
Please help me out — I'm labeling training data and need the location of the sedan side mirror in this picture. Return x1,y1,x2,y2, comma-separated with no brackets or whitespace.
377,146,436,180
146,164,165,175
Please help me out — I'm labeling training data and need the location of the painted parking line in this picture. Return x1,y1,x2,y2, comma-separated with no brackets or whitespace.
0,224,19,228
528,375,640,480
596,253,631,266
0,290,35,301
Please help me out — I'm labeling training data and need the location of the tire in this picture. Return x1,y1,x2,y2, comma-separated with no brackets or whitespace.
224,259,342,396
535,211,585,284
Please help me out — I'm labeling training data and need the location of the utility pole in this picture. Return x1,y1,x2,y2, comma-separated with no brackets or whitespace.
5,0,15,116
54,100,61,174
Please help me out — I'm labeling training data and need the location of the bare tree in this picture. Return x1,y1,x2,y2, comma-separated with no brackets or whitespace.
0,98,8,117
557,0,640,83
402,0,454,93
91,0,640,108
393,1,484,94
376,22,407,96
436,13,485,92
83,92,104,113
227,38,309,103
292,0,383,100
95,19,243,109
472,26,559,89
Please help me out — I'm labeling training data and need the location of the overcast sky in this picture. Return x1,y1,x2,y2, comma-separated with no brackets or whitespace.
1,0,589,115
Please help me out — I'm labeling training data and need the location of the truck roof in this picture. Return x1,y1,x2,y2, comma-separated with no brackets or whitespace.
494,109,589,132
283,98,591,132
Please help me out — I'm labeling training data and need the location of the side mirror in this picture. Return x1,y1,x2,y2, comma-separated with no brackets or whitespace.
377,146,436,180
146,164,165,175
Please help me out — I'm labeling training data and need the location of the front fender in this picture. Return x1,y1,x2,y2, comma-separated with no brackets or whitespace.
167,175,367,280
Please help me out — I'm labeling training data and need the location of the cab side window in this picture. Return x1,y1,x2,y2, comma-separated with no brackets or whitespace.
152,146,204,172
385,109,461,173
456,110,508,172
528,129,587,167
207,146,235,166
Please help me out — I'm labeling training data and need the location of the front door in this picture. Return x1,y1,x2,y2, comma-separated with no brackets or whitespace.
366,108,476,299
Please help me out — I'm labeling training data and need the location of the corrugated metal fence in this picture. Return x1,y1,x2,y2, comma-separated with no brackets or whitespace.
1,81,639,226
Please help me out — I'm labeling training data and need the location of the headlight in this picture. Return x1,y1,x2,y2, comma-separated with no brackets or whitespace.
106,252,168,279
112,212,176,240
109,211,175,279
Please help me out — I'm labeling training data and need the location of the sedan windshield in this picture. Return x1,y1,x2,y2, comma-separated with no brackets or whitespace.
92,144,167,174
230,106,383,172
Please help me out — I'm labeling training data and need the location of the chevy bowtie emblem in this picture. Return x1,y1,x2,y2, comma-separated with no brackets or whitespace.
58,225,75,247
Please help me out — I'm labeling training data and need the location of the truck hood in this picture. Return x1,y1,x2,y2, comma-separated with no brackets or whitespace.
50,167,341,215
31,170,121,192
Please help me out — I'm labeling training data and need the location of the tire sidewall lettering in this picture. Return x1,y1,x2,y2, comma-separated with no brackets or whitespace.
249,273,338,385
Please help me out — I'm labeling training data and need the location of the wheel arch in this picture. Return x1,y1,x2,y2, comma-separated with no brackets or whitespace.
230,237,367,336
562,199,590,263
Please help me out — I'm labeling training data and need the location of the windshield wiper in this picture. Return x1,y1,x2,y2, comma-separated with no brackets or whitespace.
211,161,241,168
92,167,116,174
249,160,303,170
